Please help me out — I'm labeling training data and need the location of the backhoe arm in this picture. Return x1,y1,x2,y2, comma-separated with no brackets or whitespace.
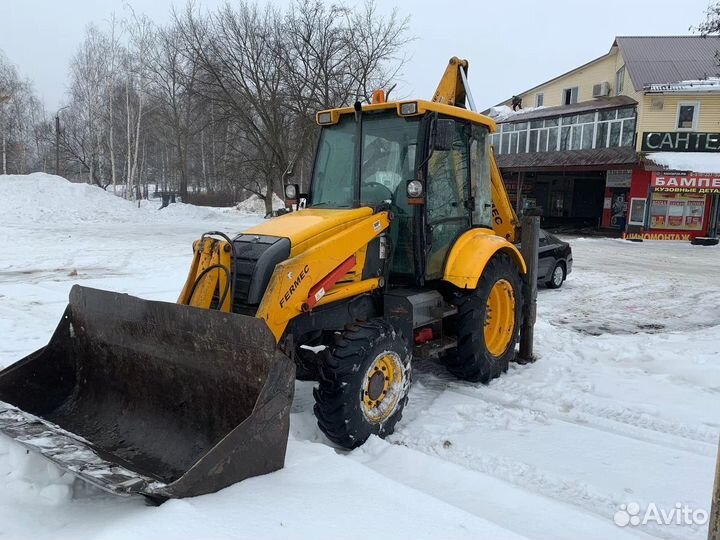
431,57,470,108
490,150,520,243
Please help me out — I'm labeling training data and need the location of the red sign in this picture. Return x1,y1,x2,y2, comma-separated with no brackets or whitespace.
651,173,720,193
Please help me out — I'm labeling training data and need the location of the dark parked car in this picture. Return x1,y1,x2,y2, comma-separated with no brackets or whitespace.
538,230,572,288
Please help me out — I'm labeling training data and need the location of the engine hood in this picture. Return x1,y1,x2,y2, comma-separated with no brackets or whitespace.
243,207,375,255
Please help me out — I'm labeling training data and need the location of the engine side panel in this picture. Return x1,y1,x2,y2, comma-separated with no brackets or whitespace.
256,211,391,341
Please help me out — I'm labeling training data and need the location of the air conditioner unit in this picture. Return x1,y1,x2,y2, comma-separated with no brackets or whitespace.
592,81,611,97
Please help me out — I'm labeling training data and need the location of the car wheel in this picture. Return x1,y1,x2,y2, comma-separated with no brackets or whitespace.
546,261,565,289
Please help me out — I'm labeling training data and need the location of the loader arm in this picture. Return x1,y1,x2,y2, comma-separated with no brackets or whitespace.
178,235,233,311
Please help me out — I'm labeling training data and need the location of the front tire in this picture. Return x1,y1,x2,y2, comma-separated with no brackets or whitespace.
546,261,565,289
313,320,411,449
445,252,523,383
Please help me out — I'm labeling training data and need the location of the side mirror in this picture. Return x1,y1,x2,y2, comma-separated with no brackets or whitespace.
432,119,455,151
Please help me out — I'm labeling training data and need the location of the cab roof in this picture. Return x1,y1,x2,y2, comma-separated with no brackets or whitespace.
316,99,497,133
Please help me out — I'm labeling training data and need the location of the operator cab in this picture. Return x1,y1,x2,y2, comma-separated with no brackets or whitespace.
305,102,495,284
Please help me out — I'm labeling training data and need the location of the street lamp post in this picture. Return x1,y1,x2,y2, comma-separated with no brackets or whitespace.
55,106,69,177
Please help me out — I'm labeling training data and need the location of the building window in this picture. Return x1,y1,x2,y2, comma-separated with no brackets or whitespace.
535,93,544,107
676,102,699,130
493,106,635,155
649,192,705,230
615,66,625,95
563,87,578,105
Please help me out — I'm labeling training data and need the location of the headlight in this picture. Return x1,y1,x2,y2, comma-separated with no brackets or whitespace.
284,184,298,199
316,111,333,125
399,102,418,115
407,180,423,198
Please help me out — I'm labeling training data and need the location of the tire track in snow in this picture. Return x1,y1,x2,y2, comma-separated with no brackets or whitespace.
457,381,716,456
348,438,649,540
392,370,710,540
410,359,716,453
388,424,686,540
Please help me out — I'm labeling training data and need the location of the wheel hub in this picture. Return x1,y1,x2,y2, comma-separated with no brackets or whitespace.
484,279,516,357
367,370,386,401
361,352,404,423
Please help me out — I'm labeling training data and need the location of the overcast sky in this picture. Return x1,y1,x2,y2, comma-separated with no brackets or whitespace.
2,0,714,113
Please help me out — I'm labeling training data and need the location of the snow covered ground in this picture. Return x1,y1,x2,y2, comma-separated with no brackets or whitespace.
0,174,718,540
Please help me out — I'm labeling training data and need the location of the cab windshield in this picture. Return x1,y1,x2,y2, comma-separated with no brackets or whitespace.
310,111,420,208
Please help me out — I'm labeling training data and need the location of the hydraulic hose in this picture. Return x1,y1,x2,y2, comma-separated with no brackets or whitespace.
188,263,231,310
200,231,238,311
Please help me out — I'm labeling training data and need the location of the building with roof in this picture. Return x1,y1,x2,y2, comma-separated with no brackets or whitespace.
487,36,720,240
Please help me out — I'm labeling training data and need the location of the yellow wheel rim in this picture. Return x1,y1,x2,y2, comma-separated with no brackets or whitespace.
361,351,404,423
484,279,516,357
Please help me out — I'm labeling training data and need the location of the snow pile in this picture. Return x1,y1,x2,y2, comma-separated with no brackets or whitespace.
646,152,720,174
487,105,547,122
645,77,720,93
154,201,225,221
235,193,286,214
0,173,140,224
0,173,269,227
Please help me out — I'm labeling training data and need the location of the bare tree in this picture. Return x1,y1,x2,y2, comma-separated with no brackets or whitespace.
106,14,121,192
66,25,112,187
0,50,47,175
695,2,720,35
123,11,153,198
51,0,411,209
174,0,410,212
142,15,204,199
343,1,411,103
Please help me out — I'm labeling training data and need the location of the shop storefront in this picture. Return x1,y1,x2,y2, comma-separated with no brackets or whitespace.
490,97,640,231
624,171,719,240
501,169,611,228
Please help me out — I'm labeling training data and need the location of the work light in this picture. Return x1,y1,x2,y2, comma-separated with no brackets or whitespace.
407,180,423,198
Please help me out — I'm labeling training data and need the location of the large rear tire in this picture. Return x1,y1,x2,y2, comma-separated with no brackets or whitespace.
313,320,411,449
445,252,523,383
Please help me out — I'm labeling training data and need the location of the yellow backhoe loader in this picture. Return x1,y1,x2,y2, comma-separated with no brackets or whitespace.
0,57,528,501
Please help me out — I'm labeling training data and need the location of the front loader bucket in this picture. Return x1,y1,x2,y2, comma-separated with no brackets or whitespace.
0,285,294,500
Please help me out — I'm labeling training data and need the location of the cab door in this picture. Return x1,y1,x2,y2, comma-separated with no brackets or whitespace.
424,120,471,279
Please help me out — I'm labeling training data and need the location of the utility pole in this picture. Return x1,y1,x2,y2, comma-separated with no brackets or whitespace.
55,114,60,176
55,106,68,177
518,214,540,362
